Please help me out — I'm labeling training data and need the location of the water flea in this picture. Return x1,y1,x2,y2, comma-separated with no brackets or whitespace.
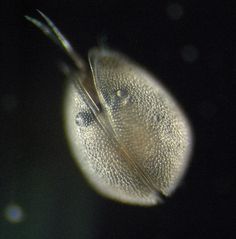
26,11,193,206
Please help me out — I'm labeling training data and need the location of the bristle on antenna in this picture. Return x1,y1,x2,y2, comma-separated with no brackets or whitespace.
25,10,86,71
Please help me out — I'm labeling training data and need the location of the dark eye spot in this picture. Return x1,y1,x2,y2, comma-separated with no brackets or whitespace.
107,89,130,110
75,111,94,127
116,89,128,98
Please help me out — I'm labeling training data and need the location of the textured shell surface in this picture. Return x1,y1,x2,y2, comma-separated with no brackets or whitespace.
64,48,192,206
26,12,192,206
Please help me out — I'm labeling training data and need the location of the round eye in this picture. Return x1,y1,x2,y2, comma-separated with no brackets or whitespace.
116,89,128,98
108,89,130,110
75,111,94,127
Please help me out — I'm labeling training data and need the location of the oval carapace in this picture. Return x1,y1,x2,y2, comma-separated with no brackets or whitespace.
26,12,193,206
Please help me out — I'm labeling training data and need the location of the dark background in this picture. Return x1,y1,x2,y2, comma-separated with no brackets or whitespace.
0,1,235,239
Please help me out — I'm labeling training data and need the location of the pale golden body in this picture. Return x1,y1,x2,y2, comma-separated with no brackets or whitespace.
64,49,192,206
26,12,192,206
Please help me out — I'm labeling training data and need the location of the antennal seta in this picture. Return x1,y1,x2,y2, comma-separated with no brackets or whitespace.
25,10,86,71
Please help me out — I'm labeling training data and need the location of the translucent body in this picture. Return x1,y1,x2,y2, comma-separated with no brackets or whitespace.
26,12,192,206
64,49,192,206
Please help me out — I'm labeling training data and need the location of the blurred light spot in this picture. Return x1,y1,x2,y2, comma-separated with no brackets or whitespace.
181,45,199,63
166,3,184,20
1,94,18,112
5,203,25,223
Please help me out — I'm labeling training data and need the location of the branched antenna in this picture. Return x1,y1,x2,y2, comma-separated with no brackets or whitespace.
25,10,87,71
